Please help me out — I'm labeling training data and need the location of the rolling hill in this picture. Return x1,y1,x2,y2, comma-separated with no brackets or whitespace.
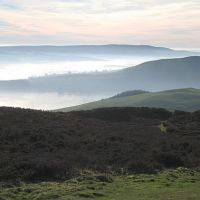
0,56,200,94
56,88,200,112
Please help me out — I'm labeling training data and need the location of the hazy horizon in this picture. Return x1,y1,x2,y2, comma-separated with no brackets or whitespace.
0,44,199,49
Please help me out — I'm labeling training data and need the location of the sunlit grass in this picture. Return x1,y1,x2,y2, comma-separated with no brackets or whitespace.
0,168,200,200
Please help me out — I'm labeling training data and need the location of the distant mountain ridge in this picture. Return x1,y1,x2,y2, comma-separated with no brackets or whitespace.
56,88,200,112
0,45,199,63
0,44,194,54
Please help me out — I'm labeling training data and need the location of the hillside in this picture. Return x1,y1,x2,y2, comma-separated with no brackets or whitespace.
0,107,200,183
0,56,199,94
110,90,149,98
56,88,200,112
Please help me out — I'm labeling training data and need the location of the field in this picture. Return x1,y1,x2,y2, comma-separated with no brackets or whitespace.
0,168,200,200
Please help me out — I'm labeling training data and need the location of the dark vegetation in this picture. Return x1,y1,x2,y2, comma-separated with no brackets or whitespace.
0,107,199,183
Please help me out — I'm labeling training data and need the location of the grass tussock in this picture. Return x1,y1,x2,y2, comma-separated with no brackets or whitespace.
0,168,200,200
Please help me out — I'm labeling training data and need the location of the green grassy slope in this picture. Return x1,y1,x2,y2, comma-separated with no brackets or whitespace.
1,168,200,200
57,88,200,112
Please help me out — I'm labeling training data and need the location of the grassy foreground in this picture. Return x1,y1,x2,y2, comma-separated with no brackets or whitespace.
0,168,200,200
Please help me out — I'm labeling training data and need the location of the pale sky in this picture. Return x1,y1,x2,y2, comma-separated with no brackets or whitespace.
0,0,200,48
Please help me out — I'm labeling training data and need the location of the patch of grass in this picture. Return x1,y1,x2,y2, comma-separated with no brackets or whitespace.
159,121,168,133
0,168,200,200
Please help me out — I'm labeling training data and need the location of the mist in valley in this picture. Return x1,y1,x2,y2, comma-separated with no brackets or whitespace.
0,92,108,110
0,45,199,110
0,56,158,80
0,51,159,109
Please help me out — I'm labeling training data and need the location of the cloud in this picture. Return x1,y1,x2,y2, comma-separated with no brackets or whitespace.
0,0,199,47
0,20,11,27
0,0,20,10
5,0,199,14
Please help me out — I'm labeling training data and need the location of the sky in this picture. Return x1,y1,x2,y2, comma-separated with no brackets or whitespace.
0,0,200,48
